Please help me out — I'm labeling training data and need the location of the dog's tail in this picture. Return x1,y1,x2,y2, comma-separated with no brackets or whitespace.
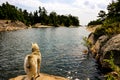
24,55,37,80
25,55,33,69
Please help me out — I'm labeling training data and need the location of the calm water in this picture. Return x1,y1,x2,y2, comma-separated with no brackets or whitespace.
0,27,101,80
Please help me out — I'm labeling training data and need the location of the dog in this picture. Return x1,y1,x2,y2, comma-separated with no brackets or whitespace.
24,43,41,80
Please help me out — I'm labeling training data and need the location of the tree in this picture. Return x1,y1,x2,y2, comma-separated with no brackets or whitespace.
49,11,58,26
107,0,120,22
98,10,106,21
71,16,79,26
38,6,42,23
107,1,117,18
33,10,39,24
40,7,48,25
29,12,34,25
0,2,80,27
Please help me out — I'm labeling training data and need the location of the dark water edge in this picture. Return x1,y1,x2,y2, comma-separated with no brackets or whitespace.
0,27,103,80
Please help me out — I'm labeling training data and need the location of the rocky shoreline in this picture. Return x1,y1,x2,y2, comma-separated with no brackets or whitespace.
0,20,27,32
0,20,54,32
86,25,101,32
33,23,53,28
87,25,120,79
0,20,79,32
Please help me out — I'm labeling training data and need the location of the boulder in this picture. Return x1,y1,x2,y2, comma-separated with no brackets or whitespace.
100,34,120,68
93,35,109,60
0,20,27,31
9,73,69,80
87,33,96,46
87,33,109,59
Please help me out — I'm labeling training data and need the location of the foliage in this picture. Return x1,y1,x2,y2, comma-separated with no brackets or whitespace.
87,0,120,39
94,22,120,39
88,0,120,28
0,2,79,27
82,37,92,48
104,53,120,80
98,10,106,21
107,0,120,21
94,27,106,39
106,75,116,80
87,10,106,26
88,0,120,26
88,19,102,26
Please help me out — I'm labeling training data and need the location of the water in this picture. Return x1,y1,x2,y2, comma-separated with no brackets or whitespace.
0,27,101,80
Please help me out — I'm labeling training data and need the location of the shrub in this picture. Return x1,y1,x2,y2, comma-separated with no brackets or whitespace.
104,53,120,80
82,37,92,47
88,19,102,26
94,22,120,40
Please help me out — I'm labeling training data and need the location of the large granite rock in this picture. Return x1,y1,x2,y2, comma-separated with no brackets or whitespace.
93,35,109,60
100,34,120,68
9,73,69,80
87,33,109,59
87,33,96,46
0,20,27,31
88,33,120,69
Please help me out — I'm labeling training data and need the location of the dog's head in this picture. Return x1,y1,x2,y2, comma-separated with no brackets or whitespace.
32,43,40,52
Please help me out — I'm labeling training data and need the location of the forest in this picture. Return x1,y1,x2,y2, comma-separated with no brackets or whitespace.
0,2,79,27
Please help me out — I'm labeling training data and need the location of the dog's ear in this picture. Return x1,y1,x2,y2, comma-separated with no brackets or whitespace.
32,42,33,46
32,43,40,52
32,43,37,46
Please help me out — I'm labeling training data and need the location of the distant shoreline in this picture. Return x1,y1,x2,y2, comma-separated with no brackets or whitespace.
32,23,80,28
32,23,53,28
0,20,80,32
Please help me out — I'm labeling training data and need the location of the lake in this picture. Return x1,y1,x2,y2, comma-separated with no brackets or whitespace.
0,27,102,80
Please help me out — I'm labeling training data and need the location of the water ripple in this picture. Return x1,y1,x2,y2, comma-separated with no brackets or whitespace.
0,27,101,80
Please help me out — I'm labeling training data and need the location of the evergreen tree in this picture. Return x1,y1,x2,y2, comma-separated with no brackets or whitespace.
0,2,80,27
98,10,106,21
49,11,58,26
40,7,48,25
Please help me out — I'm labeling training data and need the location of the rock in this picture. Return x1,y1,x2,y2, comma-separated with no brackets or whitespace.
9,73,69,80
0,20,27,31
93,35,109,60
87,25,101,32
87,33,109,59
100,34,120,68
87,33,96,46
87,33,120,69
33,23,52,28
33,23,42,28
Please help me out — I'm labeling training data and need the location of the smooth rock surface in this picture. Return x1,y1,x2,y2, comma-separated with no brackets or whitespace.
9,73,69,80
100,34,120,67
88,33,120,69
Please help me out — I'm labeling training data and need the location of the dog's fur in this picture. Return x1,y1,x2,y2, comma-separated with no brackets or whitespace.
24,43,41,80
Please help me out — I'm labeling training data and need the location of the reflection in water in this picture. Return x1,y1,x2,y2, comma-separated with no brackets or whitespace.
0,27,101,80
